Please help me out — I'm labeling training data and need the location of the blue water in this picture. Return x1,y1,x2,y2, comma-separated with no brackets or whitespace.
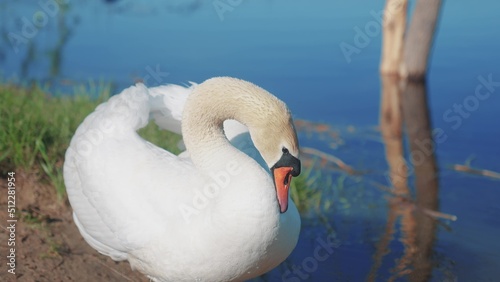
2,0,500,281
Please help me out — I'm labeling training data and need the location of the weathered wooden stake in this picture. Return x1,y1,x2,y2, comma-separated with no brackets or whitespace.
380,0,408,75
399,0,443,80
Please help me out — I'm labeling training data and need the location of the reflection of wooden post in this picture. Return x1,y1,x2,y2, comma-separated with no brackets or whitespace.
400,0,443,80
367,205,397,282
379,75,406,189
378,1,441,279
380,0,408,75
401,80,439,282
369,75,416,281
373,77,439,281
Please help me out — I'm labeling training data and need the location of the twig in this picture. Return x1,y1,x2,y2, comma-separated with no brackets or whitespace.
452,164,500,180
300,146,357,174
370,181,458,221
420,208,457,222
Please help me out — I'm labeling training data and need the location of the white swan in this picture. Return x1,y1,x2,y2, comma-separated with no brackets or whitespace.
63,77,301,281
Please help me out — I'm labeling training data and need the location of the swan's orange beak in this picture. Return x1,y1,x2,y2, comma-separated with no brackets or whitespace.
273,167,294,213
271,150,300,213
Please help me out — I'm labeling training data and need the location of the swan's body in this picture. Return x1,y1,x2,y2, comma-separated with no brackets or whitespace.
64,77,301,281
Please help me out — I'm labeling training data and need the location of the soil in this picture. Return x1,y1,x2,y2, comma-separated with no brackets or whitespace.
0,171,148,282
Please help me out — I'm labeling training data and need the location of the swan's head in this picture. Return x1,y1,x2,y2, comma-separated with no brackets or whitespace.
270,145,301,214
246,95,301,214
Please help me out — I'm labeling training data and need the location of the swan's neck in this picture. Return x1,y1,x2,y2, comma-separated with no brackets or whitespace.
182,97,241,173
182,77,279,172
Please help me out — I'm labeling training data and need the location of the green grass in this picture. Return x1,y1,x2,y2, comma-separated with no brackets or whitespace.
290,162,338,217
0,82,181,199
1,82,108,168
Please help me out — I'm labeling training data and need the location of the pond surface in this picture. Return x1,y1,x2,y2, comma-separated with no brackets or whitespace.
2,0,500,281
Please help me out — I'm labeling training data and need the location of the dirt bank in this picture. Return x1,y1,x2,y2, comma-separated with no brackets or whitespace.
0,171,147,282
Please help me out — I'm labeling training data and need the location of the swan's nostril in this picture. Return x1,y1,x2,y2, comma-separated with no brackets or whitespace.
284,172,291,186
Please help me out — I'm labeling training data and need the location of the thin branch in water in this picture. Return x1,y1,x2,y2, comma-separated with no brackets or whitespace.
452,164,500,180
300,146,357,175
294,119,344,144
370,181,458,221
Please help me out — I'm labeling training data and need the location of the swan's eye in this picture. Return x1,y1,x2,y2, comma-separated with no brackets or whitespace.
282,147,289,154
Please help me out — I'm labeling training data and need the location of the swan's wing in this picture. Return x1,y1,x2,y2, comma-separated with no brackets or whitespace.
64,84,200,261
148,83,195,135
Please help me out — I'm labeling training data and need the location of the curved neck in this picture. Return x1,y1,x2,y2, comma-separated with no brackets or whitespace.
181,77,282,172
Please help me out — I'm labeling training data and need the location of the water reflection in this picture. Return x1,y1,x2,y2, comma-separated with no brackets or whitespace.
371,75,439,281
0,1,78,84
402,79,439,282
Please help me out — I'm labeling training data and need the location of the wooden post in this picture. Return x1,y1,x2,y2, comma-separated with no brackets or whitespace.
377,1,442,280
399,0,443,80
380,0,408,75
